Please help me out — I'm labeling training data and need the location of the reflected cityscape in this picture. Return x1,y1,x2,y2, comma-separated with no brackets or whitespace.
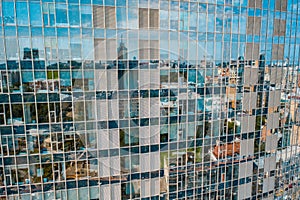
0,0,300,200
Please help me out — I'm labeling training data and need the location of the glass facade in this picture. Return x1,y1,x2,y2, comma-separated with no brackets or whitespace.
0,0,300,199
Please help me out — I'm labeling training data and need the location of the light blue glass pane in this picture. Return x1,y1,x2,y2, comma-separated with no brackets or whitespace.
117,7,127,28
128,0,138,7
215,42,222,60
231,42,238,59
43,14,49,26
35,71,46,79
60,71,71,86
106,29,116,38
159,10,169,30
81,14,92,27
117,0,126,6
94,29,105,38
189,12,197,31
207,4,215,14
69,4,80,26
56,4,68,25
287,0,293,12
70,28,81,37
4,26,16,37
81,0,91,4
69,0,79,3
198,4,206,13
82,28,93,37
170,11,178,30
18,27,29,37
44,28,56,37
31,28,43,37
5,38,18,59
207,33,214,41
2,1,15,24
105,0,115,6
57,28,69,37
207,14,215,32
93,0,103,5
169,125,177,140
81,5,92,27
71,43,81,59
50,14,55,26
206,41,214,59
30,2,42,26
82,38,94,59
180,12,188,31
180,1,188,11
22,72,34,83
72,71,82,78
128,8,138,29
232,16,239,34
269,0,275,11
216,15,223,33
239,16,246,34
241,0,247,7
16,2,28,25
84,71,94,79
198,13,206,32
170,1,178,10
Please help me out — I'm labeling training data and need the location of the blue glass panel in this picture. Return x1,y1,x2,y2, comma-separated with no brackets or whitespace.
69,5,80,26
68,0,79,3
117,0,126,6
82,28,93,37
44,28,56,36
31,28,43,37
56,4,68,25
57,28,69,37
105,0,115,6
29,2,42,26
2,1,15,24
34,71,46,80
117,7,127,28
70,28,81,37
94,29,105,38
22,71,34,83
81,5,92,27
43,14,49,26
16,2,28,25
4,26,16,37
93,0,103,5
81,0,91,4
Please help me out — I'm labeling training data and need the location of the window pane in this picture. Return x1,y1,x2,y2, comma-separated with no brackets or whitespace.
56,4,68,25
93,6,104,28
105,7,116,28
69,5,80,26
2,1,15,24
81,5,92,27
29,2,42,26
117,7,126,28
16,2,28,25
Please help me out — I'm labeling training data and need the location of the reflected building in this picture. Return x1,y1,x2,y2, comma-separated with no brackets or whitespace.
0,0,300,200
23,48,39,60
118,37,128,60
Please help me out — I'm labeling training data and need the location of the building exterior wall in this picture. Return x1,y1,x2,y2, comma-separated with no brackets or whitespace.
0,0,300,199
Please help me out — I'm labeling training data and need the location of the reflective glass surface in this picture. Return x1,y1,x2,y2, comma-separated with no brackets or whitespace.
0,0,300,199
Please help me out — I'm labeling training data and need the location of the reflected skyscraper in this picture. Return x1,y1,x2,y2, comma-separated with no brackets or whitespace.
118,36,128,60
0,0,300,199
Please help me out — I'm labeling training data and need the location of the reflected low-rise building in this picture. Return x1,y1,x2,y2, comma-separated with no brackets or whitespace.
0,0,300,200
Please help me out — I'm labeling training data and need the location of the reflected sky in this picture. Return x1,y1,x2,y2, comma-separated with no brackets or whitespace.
0,0,299,63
